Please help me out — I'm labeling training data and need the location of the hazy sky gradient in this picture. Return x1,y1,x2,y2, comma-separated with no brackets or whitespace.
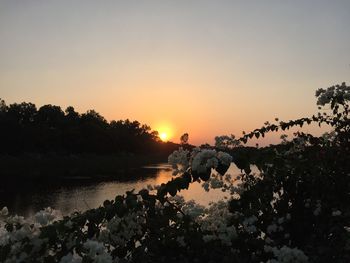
1,1,349,145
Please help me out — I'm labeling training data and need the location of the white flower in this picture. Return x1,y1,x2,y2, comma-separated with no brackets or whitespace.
277,217,284,224
199,201,236,246
313,201,322,216
206,157,218,169
267,224,278,234
210,177,224,189
192,149,217,173
316,83,350,106
217,151,232,166
182,200,205,219
94,253,113,263
242,216,258,233
176,236,186,247
83,240,112,262
84,240,105,256
59,253,82,263
265,245,308,263
332,210,342,216
64,220,73,229
102,210,145,246
0,207,8,217
34,207,61,226
168,147,189,175
304,199,311,208
202,234,215,243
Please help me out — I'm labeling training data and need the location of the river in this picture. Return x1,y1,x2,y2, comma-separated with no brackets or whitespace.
0,163,243,217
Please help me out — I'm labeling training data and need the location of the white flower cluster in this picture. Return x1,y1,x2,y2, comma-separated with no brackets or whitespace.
265,245,308,263
59,240,113,263
83,240,112,263
35,207,61,226
202,172,245,198
217,151,233,166
173,197,205,219
0,207,65,263
316,82,350,106
184,201,206,219
304,199,325,217
169,196,237,246
313,200,322,216
242,215,258,233
168,146,232,178
265,214,292,236
191,149,217,174
0,207,8,217
59,253,82,263
321,131,337,143
168,147,189,175
202,175,224,192
0,214,43,263
99,210,145,246
0,206,146,262
267,223,279,234
200,201,237,246
332,210,342,217
191,149,232,174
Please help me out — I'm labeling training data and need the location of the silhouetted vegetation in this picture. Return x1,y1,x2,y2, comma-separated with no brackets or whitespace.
0,98,178,156
2,83,349,262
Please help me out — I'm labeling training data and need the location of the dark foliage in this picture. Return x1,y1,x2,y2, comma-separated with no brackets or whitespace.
0,99,178,155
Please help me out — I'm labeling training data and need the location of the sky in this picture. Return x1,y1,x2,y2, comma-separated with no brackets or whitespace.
0,1,349,145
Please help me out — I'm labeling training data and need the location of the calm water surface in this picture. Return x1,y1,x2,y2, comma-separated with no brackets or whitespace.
0,163,243,217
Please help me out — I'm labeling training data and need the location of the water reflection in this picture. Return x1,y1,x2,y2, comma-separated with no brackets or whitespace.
0,163,245,217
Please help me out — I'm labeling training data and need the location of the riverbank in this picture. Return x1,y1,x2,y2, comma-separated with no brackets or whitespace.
0,153,168,182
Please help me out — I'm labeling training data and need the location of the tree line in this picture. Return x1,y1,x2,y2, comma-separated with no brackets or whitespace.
0,98,177,155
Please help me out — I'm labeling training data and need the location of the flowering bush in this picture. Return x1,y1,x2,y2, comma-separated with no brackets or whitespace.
0,82,349,262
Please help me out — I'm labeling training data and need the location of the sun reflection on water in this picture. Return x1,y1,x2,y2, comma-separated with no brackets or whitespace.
2,163,255,217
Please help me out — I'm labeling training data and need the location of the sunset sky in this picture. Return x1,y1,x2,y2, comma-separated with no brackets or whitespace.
1,1,349,145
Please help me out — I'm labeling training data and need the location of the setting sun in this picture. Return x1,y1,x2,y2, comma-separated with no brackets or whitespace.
154,122,175,142
159,132,168,141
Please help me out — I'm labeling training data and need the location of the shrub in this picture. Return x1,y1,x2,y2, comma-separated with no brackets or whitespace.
0,83,349,262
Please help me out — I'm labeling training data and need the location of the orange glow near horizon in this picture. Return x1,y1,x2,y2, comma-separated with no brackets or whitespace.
1,2,349,147
154,123,174,142
159,132,168,141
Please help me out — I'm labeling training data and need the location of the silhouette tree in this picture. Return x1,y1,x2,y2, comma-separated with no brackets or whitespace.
7,102,36,125
36,105,64,128
65,106,80,121
0,99,179,155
